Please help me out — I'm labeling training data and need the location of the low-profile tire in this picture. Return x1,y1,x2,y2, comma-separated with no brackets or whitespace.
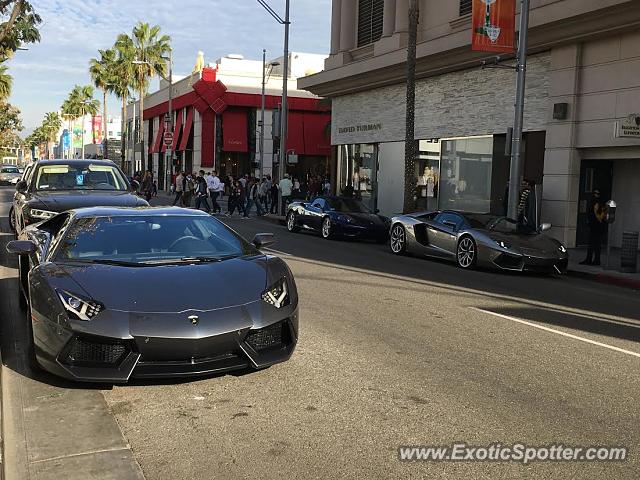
9,206,16,232
457,236,477,270
321,217,333,239
286,211,300,233
390,224,407,255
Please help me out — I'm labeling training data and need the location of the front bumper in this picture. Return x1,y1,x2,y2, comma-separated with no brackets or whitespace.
33,302,299,383
490,249,569,274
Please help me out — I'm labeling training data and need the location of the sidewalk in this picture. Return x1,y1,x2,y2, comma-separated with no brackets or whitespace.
568,247,640,291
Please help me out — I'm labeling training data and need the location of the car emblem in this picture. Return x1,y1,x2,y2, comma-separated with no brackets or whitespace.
188,315,199,326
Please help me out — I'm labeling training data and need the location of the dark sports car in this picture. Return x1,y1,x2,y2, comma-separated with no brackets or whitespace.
389,210,569,274
10,159,147,234
7,207,298,383
286,196,390,241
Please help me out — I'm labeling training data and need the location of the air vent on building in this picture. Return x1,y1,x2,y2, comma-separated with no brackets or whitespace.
357,0,384,48
459,0,472,16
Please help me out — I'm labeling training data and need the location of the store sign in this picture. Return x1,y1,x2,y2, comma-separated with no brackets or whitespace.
615,115,640,138
337,123,383,134
471,0,516,53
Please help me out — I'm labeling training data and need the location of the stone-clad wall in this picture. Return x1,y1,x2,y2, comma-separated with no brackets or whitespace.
332,53,551,145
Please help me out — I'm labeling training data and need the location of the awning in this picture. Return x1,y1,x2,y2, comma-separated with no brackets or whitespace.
178,108,194,151
222,110,247,152
303,113,331,156
170,109,184,151
285,111,305,155
150,119,165,154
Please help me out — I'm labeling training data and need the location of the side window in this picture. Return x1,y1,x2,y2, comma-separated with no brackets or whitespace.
312,198,326,210
435,213,463,228
45,215,72,260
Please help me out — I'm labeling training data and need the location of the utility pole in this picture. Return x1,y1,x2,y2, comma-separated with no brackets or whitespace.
507,0,531,221
165,48,173,191
278,0,290,215
260,48,266,180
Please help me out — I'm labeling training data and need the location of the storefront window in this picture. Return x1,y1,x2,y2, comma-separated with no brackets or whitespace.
338,144,378,211
439,137,493,213
416,139,441,211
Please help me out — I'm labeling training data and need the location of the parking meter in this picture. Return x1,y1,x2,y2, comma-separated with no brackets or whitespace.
606,200,617,224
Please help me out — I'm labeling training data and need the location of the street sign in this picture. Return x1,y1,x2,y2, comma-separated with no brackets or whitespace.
163,131,174,146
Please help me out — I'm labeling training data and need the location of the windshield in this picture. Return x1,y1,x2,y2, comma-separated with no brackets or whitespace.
326,197,371,213
2,166,19,173
35,164,128,191
55,215,256,264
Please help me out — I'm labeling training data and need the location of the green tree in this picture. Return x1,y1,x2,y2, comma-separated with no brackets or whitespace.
0,1,42,61
89,48,117,153
41,111,62,158
117,22,170,170
0,64,12,99
112,36,136,169
62,85,100,159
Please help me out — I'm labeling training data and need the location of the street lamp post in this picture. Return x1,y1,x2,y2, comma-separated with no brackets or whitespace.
260,53,280,180
257,0,290,215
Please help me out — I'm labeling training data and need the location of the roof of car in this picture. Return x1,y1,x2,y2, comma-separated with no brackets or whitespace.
34,159,118,167
70,206,210,219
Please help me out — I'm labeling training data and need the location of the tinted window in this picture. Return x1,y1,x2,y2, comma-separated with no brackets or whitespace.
55,215,256,264
311,198,326,209
35,164,127,191
2,166,19,173
435,212,463,227
326,197,371,213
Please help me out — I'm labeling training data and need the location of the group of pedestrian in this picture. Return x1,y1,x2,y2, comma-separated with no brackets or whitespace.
132,170,158,202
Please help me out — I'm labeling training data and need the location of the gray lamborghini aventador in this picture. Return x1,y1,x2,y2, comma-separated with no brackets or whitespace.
7,207,298,383
389,210,568,274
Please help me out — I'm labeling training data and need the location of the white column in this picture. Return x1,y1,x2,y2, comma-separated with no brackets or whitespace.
339,0,357,52
331,0,342,54
395,0,409,34
382,0,396,37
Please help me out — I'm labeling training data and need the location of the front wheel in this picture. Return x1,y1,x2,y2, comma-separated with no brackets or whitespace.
390,224,406,254
321,217,333,239
286,211,300,233
9,206,16,232
457,236,477,269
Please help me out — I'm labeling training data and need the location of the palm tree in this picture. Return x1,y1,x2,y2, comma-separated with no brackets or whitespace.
403,0,419,213
0,65,12,99
89,48,117,157
42,111,62,158
113,36,136,170
62,85,100,159
117,22,170,170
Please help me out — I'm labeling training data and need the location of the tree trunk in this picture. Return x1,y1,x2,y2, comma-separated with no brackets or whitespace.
121,96,126,172
403,0,419,214
81,115,85,159
103,90,108,159
139,86,145,172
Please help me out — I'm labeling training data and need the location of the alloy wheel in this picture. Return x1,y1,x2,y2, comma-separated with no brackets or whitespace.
457,237,476,269
287,212,295,231
322,218,331,238
390,225,406,254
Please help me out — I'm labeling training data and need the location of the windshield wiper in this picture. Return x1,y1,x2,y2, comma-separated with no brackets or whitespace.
142,255,239,265
62,259,146,267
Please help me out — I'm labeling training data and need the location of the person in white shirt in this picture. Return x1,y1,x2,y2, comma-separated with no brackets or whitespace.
208,170,222,214
278,174,293,215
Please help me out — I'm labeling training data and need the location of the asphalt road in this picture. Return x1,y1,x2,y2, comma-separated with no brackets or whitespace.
1,185,640,480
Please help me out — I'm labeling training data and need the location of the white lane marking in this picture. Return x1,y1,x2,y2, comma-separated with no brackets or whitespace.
470,307,640,359
264,248,292,257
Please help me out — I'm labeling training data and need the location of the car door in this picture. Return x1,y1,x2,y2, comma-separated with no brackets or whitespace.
430,212,464,257
306,197,327,231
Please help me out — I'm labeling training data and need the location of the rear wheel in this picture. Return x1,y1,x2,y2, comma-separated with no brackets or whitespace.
321,217,333,239
390,224,406,254
286,211,300,233
457,236,477,269
9,206,16,232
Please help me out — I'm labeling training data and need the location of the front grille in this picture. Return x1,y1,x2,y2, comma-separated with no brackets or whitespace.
64,337,129,366
494,253,523,270
245,322,290,352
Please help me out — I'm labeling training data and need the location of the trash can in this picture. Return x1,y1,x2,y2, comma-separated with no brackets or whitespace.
620,231,639,273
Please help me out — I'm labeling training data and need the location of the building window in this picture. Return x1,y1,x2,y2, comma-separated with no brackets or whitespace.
459,0,472,16
357,0,384,47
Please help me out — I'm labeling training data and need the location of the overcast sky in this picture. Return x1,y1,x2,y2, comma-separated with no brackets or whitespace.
9,0,331,133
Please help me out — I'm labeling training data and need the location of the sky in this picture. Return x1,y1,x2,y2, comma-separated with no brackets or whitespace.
8,0,331,134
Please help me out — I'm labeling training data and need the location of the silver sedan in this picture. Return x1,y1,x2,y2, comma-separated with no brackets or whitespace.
389,211,569,274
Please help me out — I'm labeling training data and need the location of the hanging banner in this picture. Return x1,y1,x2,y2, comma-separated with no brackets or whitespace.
472,0,516,53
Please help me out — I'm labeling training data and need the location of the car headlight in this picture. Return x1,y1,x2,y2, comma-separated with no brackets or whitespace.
261,278,290,309
28,208,56,220
57,290,103,321
558,244,567,253
495,240,511,250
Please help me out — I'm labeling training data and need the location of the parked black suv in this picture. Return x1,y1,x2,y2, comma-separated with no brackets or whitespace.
11,159,148,234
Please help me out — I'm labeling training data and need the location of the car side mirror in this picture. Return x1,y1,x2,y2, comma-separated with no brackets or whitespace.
16,180,27,193
540,223,552,232
252,233,275,249
6,240,37,255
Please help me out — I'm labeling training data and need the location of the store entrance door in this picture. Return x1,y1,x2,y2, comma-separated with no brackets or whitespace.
577,160,612,246
338,144,379,212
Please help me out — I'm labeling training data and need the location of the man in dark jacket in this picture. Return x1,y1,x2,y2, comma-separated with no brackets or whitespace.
580,189,606,265
194,170,210,213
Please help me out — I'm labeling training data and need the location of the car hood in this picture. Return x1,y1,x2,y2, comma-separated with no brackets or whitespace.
32,191,148,212
51,256,270,312
488,231,562,253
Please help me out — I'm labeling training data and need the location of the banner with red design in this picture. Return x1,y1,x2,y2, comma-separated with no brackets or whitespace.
472,0,516,53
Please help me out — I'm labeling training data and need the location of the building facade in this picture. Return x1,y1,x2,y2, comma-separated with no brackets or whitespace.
125,53,331,190
299,0,640,249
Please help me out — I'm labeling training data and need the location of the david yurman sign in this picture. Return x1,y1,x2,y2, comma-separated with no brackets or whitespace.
338,123,383,134
615,114,640,138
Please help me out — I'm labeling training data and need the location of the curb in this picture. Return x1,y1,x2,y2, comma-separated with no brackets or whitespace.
567,269,640,291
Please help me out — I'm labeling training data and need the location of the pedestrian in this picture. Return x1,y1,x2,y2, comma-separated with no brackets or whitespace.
173,171,184,206
228,181,244,216
194,170,211,212
279,173,293,215
580,189,607,266
270,177,279,214
517,179,536,233
152,179,158,197
259,177,269,213
323,176,331,196
209,170,222,214
183,173,195,208
244,178,255,218
142,170,153,202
